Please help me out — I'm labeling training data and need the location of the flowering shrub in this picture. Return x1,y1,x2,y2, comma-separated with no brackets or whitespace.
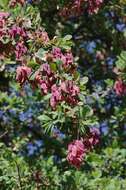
0,0,99,168
0,0,126,189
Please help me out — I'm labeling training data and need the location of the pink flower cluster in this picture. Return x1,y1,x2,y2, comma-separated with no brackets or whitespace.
0,13,28,61
50,81,79,109
35,63,55,94
9,26,27,39
3,11,79,110
67,140,85,168
114,79,126,96
67,128,100,168
2,26,50,61
9,26,28,60
0,12,9,39
16,66,32,85
52,47,74,69
16,45,79,109
15,41,27,61
60,0,103,18
60,0,84,17
88,0,103,14
35,62,79,109
0,12,9,27
0,12,9,18
34,30,50,45
83,127,100,150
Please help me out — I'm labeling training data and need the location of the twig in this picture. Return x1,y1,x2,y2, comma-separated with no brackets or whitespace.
0,131,8,139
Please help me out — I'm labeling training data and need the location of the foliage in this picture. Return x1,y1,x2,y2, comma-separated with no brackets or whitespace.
0,0,126,189
0,142,126,190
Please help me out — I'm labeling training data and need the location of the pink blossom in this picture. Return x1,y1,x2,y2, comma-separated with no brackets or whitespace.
52,48,74,69
35,64,56,95
34,72,48,94
60,55,66,65
88,127,100,147
52,47,63,59
50,85,62,108
35,72,42,84
40,63,51,76
15,42,27,60
63,52,74,68
60,0,83,17
83,127,100,150
60,81,80,105
60,82,67,93
16,66,32,85
35,30,49,44
67,140,85,168
67,128,100,168
60,0,103,18
50,96,57,109
0,12,9,37
88,0,103,14
39,80,48,94
0,12,9,18
61,81,79,97
52,47,65,65
114,80,126,96
9,26,27,39
51,85,62,100
40,31,49,44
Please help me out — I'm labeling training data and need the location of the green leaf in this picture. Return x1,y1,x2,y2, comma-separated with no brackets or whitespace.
50,63,57,72
63,35,72,41
35,48,47,61
0,0,8,9
27,60,38,69
92,170,102,178
80,105,93,118
80,76,88,85
43,93,52,100
116,51,126,70
38,115,51,122
105,79,114,87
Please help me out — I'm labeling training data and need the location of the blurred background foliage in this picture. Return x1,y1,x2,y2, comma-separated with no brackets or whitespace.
0,0,126,189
